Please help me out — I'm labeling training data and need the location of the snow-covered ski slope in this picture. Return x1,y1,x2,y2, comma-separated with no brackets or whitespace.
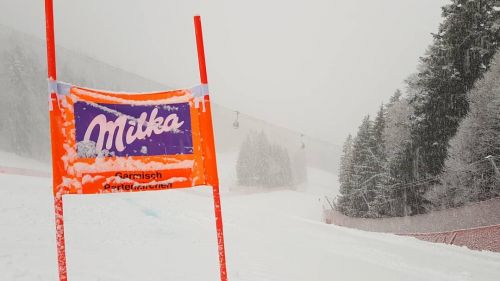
1,151,499,281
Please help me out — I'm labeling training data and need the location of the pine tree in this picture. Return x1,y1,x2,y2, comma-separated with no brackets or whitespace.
275,145,293,187
370,105,389,216
1,45,44,158
254,131,272,186
410,0,500,179
427,52,500,208
386,0,500,215
336,1,500,216
337,135,355,215
372,105,386,159
338,114,393,218
383,95,415,216
292,145,307,185
388,89,402,107
350,116,379,217
236,133,257,186
236,131,293,188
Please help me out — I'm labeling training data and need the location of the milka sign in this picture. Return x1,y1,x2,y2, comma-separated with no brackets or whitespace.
74,102,193,158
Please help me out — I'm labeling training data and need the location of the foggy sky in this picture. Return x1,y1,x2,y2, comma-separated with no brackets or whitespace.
0,0,448,144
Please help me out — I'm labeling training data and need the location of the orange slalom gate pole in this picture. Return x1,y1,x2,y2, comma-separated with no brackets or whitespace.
45,0,57,80
45,0,68,280
53,194,68,281
194,15,229,281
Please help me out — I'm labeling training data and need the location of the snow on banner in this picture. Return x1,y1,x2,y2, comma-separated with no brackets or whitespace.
50,85,217,195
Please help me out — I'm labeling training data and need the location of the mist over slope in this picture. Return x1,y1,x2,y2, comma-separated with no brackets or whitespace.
0,25,167,162
0,25,341,173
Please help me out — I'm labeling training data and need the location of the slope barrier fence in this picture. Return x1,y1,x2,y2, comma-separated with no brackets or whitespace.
324,197,500,252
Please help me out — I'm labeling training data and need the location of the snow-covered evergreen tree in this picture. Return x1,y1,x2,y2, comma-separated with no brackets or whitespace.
236,133,258,186
382,93,415,216
0,43,49,160
427,52,500,208
336,116,382,217
336,1,500,217
291,143,307,185
410,0,500,179
369,105,390,216
351,116,380,217
337,135,355,215
236,131,293,188
338,112,394,218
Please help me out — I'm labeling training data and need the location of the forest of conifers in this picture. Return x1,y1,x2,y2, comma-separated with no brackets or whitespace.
337,0,500,218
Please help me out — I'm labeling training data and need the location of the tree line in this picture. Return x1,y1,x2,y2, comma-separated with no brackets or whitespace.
236,130,308,188
337,0,500,218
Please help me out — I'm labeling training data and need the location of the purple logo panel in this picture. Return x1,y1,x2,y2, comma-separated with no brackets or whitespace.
74,102,193,158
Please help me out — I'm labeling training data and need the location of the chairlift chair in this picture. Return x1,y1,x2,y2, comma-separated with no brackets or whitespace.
233,111,240,129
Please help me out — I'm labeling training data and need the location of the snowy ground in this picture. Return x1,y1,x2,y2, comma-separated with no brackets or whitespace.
1,152,499,281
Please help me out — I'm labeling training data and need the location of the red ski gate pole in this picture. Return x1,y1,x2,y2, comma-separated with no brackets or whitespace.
45,0,68,280
45,0,56,80
194,15,229,281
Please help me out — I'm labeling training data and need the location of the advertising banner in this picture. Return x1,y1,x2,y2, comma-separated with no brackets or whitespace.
49,85,218,196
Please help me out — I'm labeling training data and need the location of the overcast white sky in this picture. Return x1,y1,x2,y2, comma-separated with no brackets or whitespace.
0,0,448,144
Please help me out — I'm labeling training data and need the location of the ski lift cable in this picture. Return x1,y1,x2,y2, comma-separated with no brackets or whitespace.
385,155,500,190
347,174,440,196
348,155,500,196
341,155,500,210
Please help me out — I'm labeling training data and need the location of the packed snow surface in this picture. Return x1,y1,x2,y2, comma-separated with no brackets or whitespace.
1,152,499,281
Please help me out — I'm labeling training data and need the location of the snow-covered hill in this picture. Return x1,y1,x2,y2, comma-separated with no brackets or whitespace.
1,152,499,281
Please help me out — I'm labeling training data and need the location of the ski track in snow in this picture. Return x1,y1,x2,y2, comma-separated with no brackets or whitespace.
0,152,499,281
